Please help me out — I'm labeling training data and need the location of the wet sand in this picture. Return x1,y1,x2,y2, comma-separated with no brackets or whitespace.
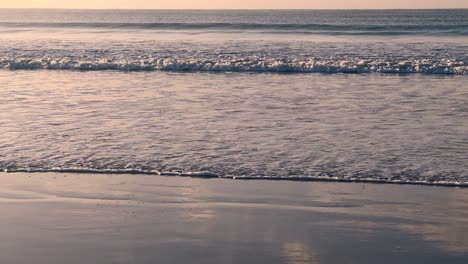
1,173,467,264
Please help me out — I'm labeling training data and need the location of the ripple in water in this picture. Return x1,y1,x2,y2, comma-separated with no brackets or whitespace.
0,71,467,186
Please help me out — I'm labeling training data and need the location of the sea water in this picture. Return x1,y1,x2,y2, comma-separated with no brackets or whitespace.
0,9,467,185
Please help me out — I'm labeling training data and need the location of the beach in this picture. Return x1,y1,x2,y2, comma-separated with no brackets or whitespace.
1,172,468,264
0,8,467,263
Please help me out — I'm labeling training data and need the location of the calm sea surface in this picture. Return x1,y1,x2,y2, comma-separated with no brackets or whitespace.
0,9,467,185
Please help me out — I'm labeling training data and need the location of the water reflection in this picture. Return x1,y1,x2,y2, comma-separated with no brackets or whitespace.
283,241,320,264
397,188,468,254
1,173,468,264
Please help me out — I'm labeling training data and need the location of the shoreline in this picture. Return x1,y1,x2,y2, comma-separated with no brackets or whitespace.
2,171,467,188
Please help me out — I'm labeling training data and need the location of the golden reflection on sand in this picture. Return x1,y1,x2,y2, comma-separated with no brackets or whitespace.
398,189,468,254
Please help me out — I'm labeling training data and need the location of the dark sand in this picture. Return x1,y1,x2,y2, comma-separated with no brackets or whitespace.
1,173,467,264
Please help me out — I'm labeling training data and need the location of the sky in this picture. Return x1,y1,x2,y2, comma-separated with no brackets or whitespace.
0,0,467,9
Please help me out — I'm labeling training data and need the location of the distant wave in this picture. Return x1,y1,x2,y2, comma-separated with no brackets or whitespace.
2,168,467,188
1,22,468,35
1,57,466,74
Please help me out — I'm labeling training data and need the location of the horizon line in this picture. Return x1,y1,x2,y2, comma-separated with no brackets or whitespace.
0,7,467,11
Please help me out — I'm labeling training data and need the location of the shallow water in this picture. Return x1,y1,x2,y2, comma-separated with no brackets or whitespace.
1,71,467,184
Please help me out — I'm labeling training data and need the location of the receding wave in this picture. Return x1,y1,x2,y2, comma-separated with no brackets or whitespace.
2,167,467,187
1,22,468,35
1,57,466,74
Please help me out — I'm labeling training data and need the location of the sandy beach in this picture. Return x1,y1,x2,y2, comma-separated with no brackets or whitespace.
1,173,467,264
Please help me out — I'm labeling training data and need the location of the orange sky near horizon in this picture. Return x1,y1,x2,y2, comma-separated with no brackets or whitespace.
0,0,467,9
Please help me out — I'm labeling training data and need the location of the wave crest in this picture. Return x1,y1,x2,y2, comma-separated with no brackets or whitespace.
1,57,466,74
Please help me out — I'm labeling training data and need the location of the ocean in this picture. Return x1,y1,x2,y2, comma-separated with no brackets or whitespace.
0,9,467,186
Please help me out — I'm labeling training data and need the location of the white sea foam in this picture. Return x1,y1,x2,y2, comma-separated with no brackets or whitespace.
1,57,466,74
1,10,466,75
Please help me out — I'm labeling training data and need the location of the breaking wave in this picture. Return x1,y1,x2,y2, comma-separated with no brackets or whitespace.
1,57,466,74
